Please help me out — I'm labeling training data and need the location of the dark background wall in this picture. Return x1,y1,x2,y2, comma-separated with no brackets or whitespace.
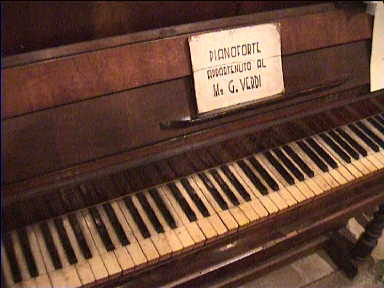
2,1,319,56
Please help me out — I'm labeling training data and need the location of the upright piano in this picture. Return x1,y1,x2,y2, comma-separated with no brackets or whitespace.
2,2,384,287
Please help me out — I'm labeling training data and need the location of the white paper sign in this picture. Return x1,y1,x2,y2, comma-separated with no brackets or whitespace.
189,23,284,114
370,2,384,92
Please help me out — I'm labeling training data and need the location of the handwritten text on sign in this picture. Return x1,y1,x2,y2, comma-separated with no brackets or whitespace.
189,23,284,114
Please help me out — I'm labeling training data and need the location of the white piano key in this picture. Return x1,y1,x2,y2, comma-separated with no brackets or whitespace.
10,231,37,288
248,155,299,206
158,185,206,246
47,221,82,288
109,201,148,268
279,144,324,196
325,130,371,176
307,136,351,186
204,170,251,228
151,187,196,250
228,162,278,214
184,176,229,235
341,125,384,168
269,149,316,199
1,241,25,288
361,119,384,158
81,210,122,278
32,224,69,288
243,156,290,210
131,194,172,259
143,190,184,253
190,174,239,232
117,199,160,263
220,165,269,218
216,167,260,222
61,216,96,285
313,135,359,181
73,212,111,280
291,141,340,189
96,206,135,273
175,180,220,239
25,227,52,288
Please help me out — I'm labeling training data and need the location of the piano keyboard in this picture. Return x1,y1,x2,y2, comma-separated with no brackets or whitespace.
3,113,384,288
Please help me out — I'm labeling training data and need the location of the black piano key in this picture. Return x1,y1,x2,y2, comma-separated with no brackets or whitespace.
124,196,151,238
149,188,178,228
197,172,229,210
53,218,78,265
102,203,130,246
3,235,22,283
328,130,359,160
39,222,63,270
375,114,384,126
282,145,314,178
237,160,268,195
68,214,92,259
272,148,305,181
136,193,164,234
368,117,384,135
348,123,380,152
88,207,115,251
264,151,295,185
305,137,338,169
209,169,239,206
221,165,251,201
297,140,329,172
247,156,279,191
179,179,210,217
319,133,351,163
355,121,384,149
17,230,39,278
167,183,197,222
336,128,367,157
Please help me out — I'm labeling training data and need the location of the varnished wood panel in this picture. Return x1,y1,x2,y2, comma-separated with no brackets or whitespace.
3,41,370,187
2,8,372,119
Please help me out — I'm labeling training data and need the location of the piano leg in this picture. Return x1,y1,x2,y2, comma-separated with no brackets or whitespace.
351,203,384,261
324,204,384,280
323,231,358,279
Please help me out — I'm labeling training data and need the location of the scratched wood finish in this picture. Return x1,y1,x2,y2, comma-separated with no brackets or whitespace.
2,8,372,119
3,40,371,188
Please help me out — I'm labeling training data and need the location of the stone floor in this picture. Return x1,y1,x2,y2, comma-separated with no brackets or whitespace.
237,215,384,288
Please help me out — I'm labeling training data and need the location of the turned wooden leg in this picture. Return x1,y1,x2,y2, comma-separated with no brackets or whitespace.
351,204,384,261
